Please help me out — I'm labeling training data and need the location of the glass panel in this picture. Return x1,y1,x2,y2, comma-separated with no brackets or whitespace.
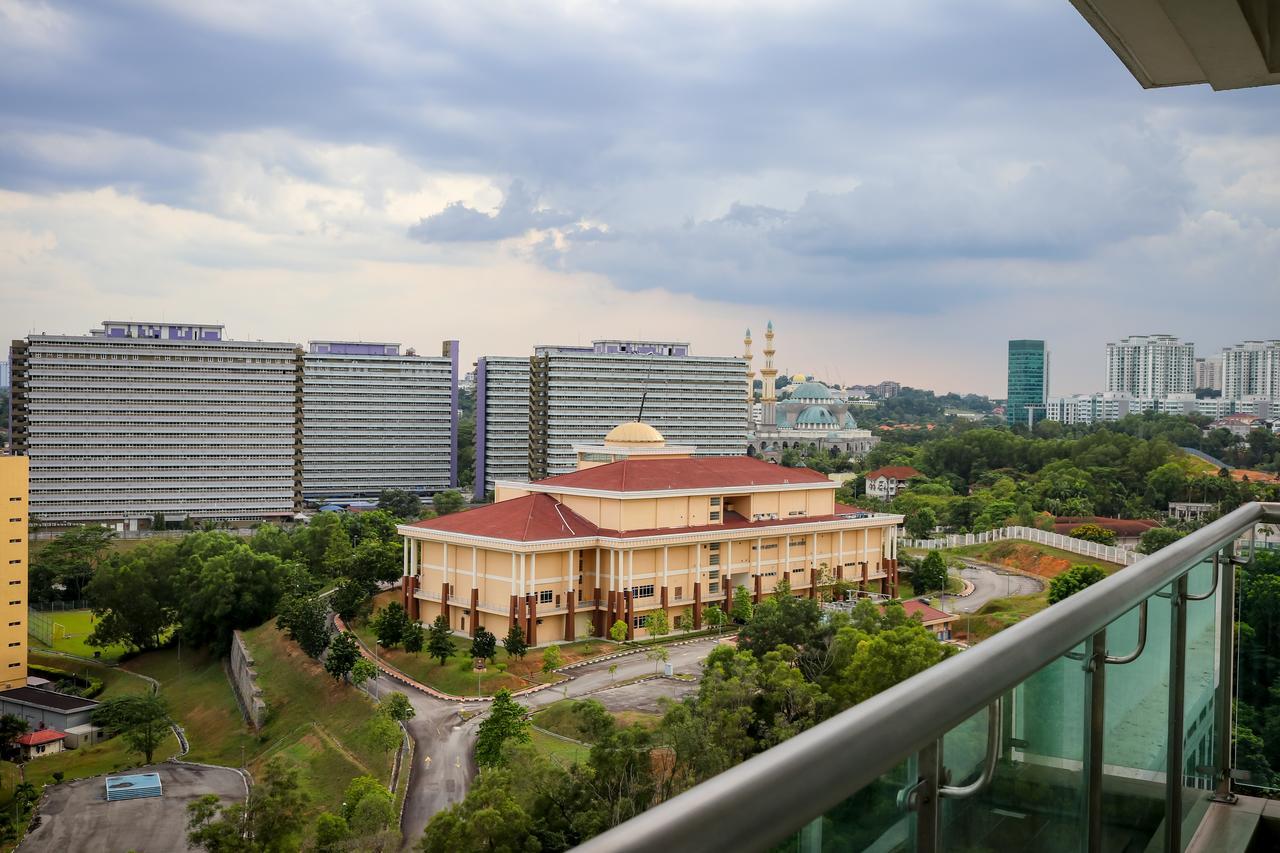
1180,556,1221,848
1233,531,1279,792
1101,586,1172,850
940,642,1087,852
776,758,914,853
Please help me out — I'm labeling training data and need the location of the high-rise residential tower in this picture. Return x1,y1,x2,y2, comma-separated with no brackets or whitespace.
302,340,458,500
1006,340,1049,427
0,456,27,690
1221,340,1280,401
475,339,748,498
1194,355,1224,392
1105,334,1195,398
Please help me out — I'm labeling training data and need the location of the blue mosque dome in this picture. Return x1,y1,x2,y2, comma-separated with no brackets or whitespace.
791,381,835,401
796,405,838,426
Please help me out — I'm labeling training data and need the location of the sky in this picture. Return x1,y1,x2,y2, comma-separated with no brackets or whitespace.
1,0,1278,397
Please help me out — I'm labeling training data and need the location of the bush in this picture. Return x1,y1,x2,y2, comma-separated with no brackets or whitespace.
1048,564,1107,604
1068,524,1117,546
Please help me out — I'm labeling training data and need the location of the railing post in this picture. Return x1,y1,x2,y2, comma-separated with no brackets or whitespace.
1213,547,1236,803
1085,631,1106,853
1166,574,1188,853
915,741,940,853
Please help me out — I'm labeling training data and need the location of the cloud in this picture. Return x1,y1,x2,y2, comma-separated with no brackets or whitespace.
408,180,578,243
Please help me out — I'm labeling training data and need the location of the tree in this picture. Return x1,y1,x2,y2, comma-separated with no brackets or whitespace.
609,620,628,643
541,644,563,673
275,593,331,658
680,607,694,633
1068,523,1118,546
188,757,307,853
367,711,403,756
419,769,538,853
731,586,754,624
647,646,669,674
86,542,181,651
432,490,466,515
1048,564,1108,605
179,542,288,650
350,658,378,689
914,550,949,594
378,691,416,722
643,609,670,640
332,576,373,622
377,489,423,520
503,625,529,663
30,524,116,603
0,715,28,762
403,621,426,654
325,631,361,682
92,693,170,764
349,538,403,587
470,627,497,663
475,690,531,768
426,615,454,665
905,507,938,540
373,601,410,649
313,813,350,853
1138,526,1186,555
737,585,824,658
703,604,727,635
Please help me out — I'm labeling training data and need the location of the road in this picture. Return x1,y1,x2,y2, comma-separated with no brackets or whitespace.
393,635,726,846
947,560,1044,614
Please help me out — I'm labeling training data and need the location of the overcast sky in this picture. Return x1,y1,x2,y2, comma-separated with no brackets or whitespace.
2,0,1278,396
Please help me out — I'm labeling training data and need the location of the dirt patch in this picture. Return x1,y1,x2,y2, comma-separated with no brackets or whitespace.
980,542,1073,579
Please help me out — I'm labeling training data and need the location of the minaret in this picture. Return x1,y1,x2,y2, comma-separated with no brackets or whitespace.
761,320,778,427
743,328,755,425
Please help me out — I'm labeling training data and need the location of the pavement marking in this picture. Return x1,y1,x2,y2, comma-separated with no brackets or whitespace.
455,756,461,768
424,755,432,767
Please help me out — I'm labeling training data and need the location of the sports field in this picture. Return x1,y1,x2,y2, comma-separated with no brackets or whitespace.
28,608,130,662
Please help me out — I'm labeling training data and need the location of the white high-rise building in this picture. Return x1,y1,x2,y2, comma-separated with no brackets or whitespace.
1194,355,1223,391
474,356,531,499
1105,334,1195,398
9,321,299,528
1221,341,1280,401
474,340,748,497
302,341,457,500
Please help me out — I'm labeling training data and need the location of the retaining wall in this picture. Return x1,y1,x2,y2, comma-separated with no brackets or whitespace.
229,630,267,729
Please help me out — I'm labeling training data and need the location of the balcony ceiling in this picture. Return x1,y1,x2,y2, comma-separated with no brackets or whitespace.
1070,0,1280,89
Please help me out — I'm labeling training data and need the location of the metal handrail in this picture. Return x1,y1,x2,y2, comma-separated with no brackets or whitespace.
1103,600,1148,666
574,502,1280,853
1184,554,1221,602
939,697,1001,799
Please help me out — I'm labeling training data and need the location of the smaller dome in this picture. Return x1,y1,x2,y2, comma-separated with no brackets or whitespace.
791,381,834,400
604,421,666,447
796,405,838,426
791,373,807,383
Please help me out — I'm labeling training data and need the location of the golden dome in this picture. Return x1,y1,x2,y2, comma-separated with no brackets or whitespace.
791,373,807,383
604,421,666,447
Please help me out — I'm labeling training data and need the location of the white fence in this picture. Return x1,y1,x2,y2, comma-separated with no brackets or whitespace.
904,526,1142,566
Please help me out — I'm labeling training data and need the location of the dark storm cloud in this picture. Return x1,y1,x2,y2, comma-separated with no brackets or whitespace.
408,180,576,242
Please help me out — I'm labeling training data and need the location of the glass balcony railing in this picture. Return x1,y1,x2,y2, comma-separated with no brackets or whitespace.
576,501,1280,853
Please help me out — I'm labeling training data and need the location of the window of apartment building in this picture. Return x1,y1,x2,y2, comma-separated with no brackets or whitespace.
710,511,721,521
632,615,645,629
674,586,682,599
7,663,18,669
8,601,18,606
708,553,721,565
7,622,18,627
7,540,19,544
7,498,20,502
631,584,655,599
7,561,19,566
709,582,720,594
8,519,20,523
7,581,18,586
710,497,721,507
7,642,18,648
539,590,553,604
708,569,720,581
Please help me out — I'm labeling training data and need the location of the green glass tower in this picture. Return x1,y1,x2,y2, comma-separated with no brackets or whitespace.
1007,340,1048,427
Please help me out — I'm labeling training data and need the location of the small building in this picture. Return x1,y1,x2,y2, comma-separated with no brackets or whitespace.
1053,516,1160,549
1169,502,1215,523
1208,414,1263,438
899,600,956,641
864,466,923,501
16,728,67,760
0,686,99,733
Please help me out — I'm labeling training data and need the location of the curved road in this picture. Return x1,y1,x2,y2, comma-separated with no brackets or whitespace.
948,560,1044,614
394,636,726,846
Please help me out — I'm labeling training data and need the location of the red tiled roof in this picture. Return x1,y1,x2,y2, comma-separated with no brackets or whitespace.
406,494,600,541
1053,516,1159,536
406,497,882,542
528,457,832,492
17,729,66,746
865,466,922,481
900,600,955,624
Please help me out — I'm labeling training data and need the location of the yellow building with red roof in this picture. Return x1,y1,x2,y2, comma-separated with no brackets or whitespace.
398,423,904,644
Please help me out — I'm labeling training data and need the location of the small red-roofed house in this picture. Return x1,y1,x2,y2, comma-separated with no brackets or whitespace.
865,466,923,500
17,728,67,760
898,599,958,640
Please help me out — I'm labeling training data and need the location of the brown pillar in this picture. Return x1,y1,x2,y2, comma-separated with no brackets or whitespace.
529,592,538,645
836,564,844,581
693,582,702,629
509,594,519,631
470,588,479,637
524,593,534,644
861,561,868,591
624,590,634,640
808,579,816,600
593,586,604,637
660,585,669,609
565,591,576,641
440,582,451,625
403,575,418,621
754,573,763,604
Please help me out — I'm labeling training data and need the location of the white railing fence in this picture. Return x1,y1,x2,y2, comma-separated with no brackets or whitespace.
904,526,1142,565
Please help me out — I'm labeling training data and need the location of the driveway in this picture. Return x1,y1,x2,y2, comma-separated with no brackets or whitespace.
950,561,1044,614
21,763,246,853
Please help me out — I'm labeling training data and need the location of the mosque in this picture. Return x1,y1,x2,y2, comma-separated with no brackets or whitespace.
743,323,879,460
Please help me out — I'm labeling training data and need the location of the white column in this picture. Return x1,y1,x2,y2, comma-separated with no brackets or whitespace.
628,550,635,589
510,552,516,596
569,549,576,592
530,552,537,598
472,546,478,590
838,530,844,568
863,528,868,565
755,537,762,576
595,547,601,592
402,538,409,577
784,536,790,575
410,540,418,577
663,546,669,588
443,542,449,587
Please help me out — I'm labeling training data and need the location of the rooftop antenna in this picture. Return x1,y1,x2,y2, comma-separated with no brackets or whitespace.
637,389,648,422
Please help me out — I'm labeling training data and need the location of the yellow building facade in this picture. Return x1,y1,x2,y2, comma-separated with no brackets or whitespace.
399,424,903,643
0,457,29,690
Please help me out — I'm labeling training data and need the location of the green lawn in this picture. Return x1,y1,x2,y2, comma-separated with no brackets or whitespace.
23,731,182,790
532,699,661,744
28,609,130,663
29,650,151,699
962,591,1051,642
530,729,588,766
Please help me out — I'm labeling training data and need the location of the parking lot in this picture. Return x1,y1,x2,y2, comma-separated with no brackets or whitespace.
21,763,247,853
